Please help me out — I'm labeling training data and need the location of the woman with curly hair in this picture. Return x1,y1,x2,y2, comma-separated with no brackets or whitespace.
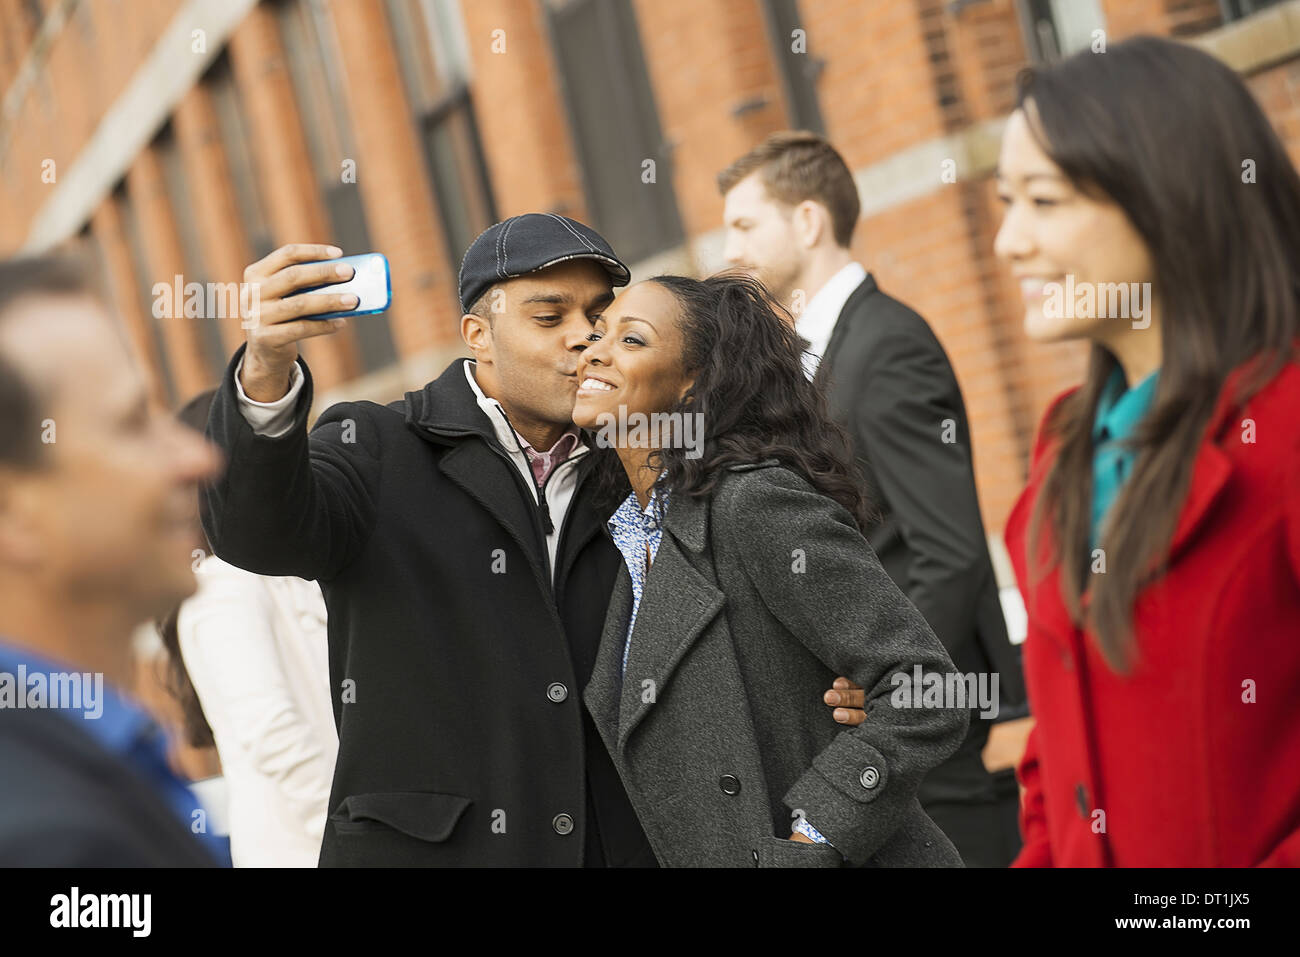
571,272,969,867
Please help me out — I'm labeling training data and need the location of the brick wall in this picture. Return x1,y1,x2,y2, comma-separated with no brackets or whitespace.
3,0,1300,534
632,0,787,240
0,0,176,251
331,0,461,356
459,0,588,218
1103,0,1225,39
1245,56,1300,170
227,3,356,391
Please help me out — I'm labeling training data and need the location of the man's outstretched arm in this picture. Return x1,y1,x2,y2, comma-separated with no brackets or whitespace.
201,244,379,582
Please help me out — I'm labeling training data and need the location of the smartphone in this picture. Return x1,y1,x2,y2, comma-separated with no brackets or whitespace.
290,252,392,320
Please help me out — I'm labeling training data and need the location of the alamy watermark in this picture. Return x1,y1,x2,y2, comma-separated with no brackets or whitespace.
592,405,705,460
0,665,103,719
152,275,262,328
890,665,1000,719
1042,275,1152,330
50,887,150,937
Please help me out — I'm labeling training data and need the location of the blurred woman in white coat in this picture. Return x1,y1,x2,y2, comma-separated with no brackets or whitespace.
173,390,337,867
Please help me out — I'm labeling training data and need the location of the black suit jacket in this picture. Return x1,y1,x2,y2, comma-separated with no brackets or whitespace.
814,273,1027,804
202,349,653,866
0,705,217,866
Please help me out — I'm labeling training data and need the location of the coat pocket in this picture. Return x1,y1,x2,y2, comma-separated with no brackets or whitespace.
755,834,843,868
328,791,471,842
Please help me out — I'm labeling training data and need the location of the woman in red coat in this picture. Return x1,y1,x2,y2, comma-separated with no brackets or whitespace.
993,36,1300,866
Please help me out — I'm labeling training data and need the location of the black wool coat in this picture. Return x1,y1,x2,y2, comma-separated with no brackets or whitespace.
202,348,652,866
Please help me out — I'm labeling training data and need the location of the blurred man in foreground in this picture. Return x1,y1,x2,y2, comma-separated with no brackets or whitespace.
0,252,223,866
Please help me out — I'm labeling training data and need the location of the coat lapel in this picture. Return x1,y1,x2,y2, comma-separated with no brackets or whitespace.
1010,386,1239,653
553,452,605,593
1005,451,1076,656
614,536,725,752
583,568,632,752
581,490,727,756
1162,428,1232,565
437,441,551,600
813,272,876,391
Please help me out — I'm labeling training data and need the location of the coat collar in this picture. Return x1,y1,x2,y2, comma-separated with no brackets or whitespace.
659,458,781,554
813,272,879,390
402,357,498,442
662,486,708,553
583,460,778,754
796,261,868,360
404,358,601,597
1010,359,1272,650
582,533,726,755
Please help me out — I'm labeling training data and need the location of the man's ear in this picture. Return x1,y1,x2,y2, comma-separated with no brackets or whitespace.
0,472,45,570
793,199,826,250
461,311,492,363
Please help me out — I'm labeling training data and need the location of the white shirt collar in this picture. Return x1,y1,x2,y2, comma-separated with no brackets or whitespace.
462,360,587,462
795,261,868,361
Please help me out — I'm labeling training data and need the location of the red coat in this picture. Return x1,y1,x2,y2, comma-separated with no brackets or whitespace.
1006,356,1300,866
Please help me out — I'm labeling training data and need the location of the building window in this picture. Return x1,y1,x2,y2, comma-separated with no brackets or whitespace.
545,0,684,265
1219,0,1287,21
275,0,398,374
760,0,826,134
155,122,230,385
207,51,274,262
385,0,497,277
1016,0,1106,63
114,182,177,407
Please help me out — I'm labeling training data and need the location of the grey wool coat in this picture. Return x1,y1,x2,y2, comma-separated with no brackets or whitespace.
583,461,970,867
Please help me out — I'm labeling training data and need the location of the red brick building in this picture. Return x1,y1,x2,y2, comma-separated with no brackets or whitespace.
2,0,1299,558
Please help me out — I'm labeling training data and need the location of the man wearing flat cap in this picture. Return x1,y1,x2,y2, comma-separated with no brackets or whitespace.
201,215,655,866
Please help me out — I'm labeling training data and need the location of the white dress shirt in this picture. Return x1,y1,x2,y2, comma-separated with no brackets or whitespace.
232,355,585,581
177,554,337,867
795,261,868,380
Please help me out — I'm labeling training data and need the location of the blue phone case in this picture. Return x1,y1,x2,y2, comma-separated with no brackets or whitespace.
290,252,392,320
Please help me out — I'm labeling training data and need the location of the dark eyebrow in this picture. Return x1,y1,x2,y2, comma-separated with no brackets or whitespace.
995,169,1070,186
587,290,615,310
521,293,567,306
618,315,657,333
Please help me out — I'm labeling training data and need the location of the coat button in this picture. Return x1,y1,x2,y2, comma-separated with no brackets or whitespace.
1075,783,1089,818
860,766,880,789
719,774,741,795
546,682,568,703
552,813,574,835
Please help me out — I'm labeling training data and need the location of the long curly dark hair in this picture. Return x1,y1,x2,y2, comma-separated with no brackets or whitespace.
587,272,872,531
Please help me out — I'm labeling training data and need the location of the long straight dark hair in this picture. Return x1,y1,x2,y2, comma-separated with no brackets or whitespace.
1021,36,1300,671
